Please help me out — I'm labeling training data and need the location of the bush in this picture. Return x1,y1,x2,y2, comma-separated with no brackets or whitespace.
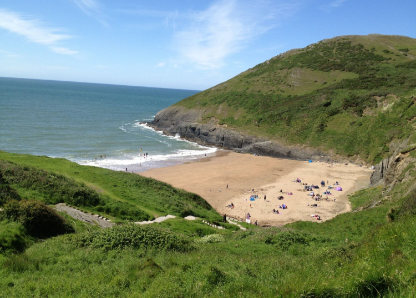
195,234,224,244
2,200,74,238
264,231,309,250
0,221,30,253
69,224,192,252
0,172,20,206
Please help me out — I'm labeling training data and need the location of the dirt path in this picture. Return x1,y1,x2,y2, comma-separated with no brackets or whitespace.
55,203,114,228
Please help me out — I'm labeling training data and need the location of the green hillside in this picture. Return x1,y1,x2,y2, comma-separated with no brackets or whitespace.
0,149,415,297
2,34,416,297
176,34,416,163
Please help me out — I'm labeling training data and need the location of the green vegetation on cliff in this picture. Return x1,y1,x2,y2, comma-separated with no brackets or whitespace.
176,35,416,163
2,34,416,297
0,151,221,222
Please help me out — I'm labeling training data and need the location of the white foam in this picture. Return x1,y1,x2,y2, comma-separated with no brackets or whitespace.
77,146,217,168
75,120,217,170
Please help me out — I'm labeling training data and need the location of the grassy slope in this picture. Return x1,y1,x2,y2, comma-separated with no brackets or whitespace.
1,170,416,297
0,151,221,222
0,149,416,296
176,34,416,163
2,35,416,297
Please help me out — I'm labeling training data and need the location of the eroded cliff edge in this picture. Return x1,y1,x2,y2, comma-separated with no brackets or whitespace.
148,106,330,161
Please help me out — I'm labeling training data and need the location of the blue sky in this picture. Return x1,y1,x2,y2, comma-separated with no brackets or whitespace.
0,0,415,90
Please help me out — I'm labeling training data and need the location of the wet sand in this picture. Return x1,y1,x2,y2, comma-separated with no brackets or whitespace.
139,151,373,226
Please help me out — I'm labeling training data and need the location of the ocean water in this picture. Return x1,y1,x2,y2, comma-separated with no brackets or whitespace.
0,77,216,172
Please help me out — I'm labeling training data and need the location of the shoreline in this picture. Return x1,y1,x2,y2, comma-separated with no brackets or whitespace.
140,150,373,226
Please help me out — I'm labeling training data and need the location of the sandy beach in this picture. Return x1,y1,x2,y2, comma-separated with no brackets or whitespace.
140,151,373,226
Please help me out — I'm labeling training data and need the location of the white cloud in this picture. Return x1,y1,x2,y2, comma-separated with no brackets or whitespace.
0,9,77,55
173,0,297,70
72,0,109,26
50,46,79,55
330,0,347,7
321,0,347,11
156,62,166,67
0,9,72,44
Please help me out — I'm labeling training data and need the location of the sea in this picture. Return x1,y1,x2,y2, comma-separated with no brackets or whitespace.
0,77,217,172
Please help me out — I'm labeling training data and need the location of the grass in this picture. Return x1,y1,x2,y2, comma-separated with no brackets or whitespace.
0,151,222,222
0,150,415,297
2,34,416,296
175,35,416,164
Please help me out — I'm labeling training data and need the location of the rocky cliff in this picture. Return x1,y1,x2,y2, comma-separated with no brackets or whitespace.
149,106,331,161
149,105,416,188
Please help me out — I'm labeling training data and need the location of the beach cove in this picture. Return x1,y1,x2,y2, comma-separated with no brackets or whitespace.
140,151,373,226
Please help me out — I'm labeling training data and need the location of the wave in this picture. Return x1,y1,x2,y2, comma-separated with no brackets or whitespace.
76,146,217,169
71,121,217,171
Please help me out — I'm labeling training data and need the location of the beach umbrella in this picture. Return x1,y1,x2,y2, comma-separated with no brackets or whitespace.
336,186,342,191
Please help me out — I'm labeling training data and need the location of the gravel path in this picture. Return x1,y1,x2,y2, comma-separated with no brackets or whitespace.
134,215,176,225
226,218,247,230
55,203,114,228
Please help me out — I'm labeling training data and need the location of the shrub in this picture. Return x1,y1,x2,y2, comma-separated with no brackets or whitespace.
195,234,224,244
69,224,192,252
0,221,30,253
264,231,309,250
0,172,20,206
2,200,74,238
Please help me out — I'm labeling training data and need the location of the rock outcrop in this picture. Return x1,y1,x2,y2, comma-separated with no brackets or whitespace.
370,139,416,186
148,106,330,161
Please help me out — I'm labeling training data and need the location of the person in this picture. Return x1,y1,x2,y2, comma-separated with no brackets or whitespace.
254,220,258,226
223,214,227,222
231,203,234,209
126,168,128,172
226,184,228,189
264,194,266,201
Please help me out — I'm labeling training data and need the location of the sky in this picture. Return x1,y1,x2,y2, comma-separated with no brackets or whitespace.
0,0,415,90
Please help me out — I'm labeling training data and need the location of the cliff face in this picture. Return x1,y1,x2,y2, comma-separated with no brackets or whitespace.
149,105,416,188
149,106,330,161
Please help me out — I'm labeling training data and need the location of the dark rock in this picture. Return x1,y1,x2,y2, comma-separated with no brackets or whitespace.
148,106,333,162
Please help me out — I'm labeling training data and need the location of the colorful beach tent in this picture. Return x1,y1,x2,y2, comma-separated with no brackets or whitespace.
335,186,342,191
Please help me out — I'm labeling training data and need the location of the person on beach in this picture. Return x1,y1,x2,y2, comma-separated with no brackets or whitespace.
264,194,266,201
